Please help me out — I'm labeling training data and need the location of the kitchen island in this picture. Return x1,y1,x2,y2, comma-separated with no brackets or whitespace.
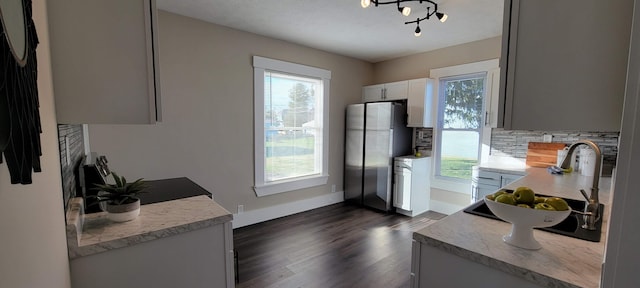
66,195,234,288
412,167,612,288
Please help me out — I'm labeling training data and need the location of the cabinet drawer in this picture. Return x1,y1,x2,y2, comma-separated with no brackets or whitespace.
476,171,502,186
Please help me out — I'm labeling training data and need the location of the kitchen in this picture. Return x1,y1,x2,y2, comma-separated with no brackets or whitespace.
1,1,639,288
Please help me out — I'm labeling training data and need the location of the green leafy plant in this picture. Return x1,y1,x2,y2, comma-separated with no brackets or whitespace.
91,171,148,205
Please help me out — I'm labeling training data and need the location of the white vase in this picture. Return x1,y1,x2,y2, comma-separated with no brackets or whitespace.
105,198,140,222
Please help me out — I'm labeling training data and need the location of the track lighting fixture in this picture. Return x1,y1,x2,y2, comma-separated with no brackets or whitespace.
435,12,448,22
361,0,448,36
397,2,411,16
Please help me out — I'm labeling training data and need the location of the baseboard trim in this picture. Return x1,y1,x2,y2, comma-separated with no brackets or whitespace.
428,200,466,215
232,191,344,229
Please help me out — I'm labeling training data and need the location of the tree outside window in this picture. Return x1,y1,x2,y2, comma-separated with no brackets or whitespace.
436,73,486,180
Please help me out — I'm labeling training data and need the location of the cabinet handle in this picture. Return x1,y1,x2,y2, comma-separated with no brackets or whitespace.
485,111,489,126
383,88,386,99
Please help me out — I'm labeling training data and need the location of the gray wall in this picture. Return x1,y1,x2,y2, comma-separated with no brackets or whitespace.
372,36,502,83
0,1,72,287
88,11,373,213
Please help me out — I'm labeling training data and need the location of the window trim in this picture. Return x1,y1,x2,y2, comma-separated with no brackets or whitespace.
253,56,331,197
435,72,487,181
429,59,499,194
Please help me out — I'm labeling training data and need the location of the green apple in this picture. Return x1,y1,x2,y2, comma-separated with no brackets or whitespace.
489,189,509,201
544,197,570,211
534,196,547,204
534,203,556,211
517,204,533,208
495,194,517,205
513,187,535,204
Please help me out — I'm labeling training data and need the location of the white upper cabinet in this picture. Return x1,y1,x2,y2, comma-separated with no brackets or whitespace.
48,0,161,124
362,80,408,102
407,78,434,127
498,0,633,131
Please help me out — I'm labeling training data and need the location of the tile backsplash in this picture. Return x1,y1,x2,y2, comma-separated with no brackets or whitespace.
58,124,85,211
414,127,433,154
490,129,619,175
412,127,619,175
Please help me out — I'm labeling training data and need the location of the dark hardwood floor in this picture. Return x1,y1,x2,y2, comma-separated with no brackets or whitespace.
233,203,445,288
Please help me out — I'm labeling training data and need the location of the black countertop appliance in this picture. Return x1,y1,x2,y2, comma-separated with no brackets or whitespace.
80,153,212,213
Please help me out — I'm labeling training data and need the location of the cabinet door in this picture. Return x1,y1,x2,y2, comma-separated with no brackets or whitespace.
500,173,522,188
362,84,384,102
384,80,409,100
393,164,412,211
476,183,500,202
499,0,632,131
407,78,434,127
484,68,501,128
48,0,161,124
476,170,502,186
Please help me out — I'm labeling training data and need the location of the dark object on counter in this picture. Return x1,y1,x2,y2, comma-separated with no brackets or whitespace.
547,166,564,175
79,153,212,213
464,195,604,242
79,154,110,213
138,177,212,205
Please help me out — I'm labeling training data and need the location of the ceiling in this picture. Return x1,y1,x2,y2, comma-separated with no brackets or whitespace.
156,0,504,63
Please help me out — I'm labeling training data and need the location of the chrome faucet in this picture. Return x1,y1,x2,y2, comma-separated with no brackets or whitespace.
559,140,602,230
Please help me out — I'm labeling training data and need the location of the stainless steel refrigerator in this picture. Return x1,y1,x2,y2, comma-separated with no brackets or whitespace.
344,102,413,212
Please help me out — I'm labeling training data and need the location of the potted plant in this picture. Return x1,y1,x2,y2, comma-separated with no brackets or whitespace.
90,171,148,222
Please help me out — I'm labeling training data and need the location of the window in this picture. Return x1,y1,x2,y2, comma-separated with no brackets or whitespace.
253,56,330,196
429,59,499,193
436,73,486,180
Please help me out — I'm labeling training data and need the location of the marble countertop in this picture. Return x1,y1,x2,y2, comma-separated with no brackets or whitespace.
414,167,612,288
474,162,528,175
66,195,232,259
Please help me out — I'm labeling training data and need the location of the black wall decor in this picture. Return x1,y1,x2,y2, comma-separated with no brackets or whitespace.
0,0,42,184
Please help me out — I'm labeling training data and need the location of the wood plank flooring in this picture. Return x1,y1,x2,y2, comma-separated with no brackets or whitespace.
233,203,445,288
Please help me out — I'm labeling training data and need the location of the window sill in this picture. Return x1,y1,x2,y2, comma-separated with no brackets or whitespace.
254,175,329,197
431,176,472,195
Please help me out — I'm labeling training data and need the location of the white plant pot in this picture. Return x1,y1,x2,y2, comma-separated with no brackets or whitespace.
105,198,141,222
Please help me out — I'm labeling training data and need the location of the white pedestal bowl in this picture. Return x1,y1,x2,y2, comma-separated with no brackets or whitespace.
484,197,571,250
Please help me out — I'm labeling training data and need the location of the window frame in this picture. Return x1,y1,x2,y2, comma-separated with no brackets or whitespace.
429,59,499,194
253,56,331,197
434,72,488,182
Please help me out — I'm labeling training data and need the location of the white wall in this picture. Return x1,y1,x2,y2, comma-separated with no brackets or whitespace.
88,11,373,214
0,1,71,287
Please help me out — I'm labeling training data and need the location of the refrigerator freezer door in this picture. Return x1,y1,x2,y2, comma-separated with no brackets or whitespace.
344,104,365,204
363,102,394,211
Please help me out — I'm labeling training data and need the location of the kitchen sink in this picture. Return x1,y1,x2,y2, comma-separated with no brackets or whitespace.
463,191,604,242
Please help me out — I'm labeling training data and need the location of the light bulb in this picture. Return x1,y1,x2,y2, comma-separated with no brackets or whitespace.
436,12,448,23
402,6,411,16
414,26,421,37
361,0,371,8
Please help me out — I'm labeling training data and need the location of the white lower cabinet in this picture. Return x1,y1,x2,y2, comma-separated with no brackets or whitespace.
471,167,524,202
70,222,235,288
410,240,544,288
394,156,431,216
